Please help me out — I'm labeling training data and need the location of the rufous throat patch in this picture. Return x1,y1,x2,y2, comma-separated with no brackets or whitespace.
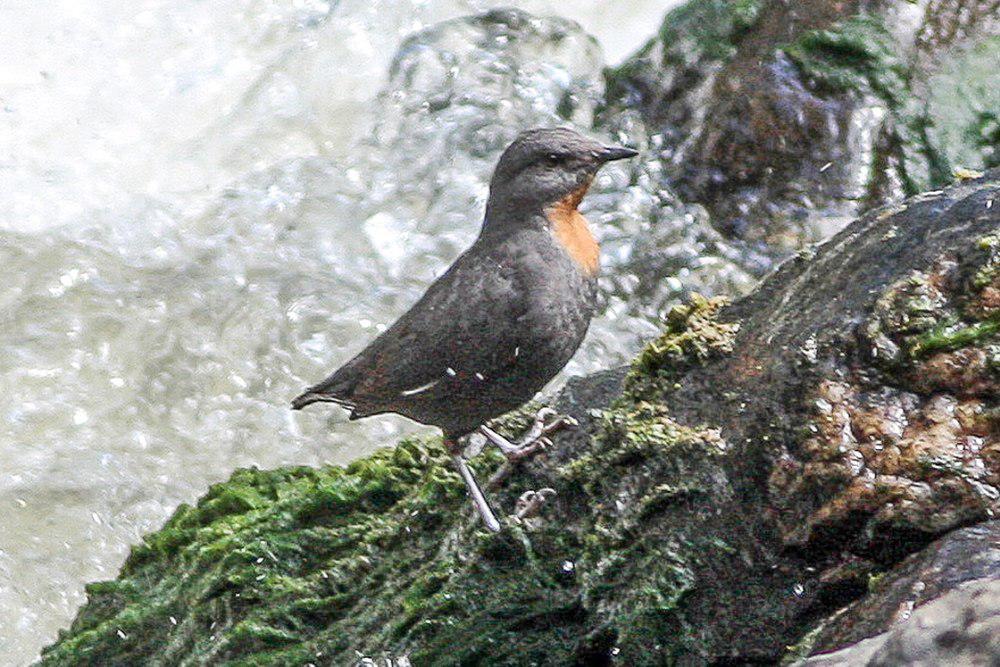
545,180,599,275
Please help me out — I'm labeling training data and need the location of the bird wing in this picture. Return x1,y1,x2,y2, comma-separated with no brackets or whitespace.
295,236,530,413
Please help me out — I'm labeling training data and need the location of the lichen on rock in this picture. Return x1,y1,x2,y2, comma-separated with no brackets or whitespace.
861,230,999,396
626,294,739,399
605,0,1000,262
782,14,908,104
43,169,1000,667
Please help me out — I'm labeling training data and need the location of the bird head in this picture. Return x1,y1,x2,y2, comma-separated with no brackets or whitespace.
484,127,638,223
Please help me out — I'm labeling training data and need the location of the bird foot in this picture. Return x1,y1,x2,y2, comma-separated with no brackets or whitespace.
514,488,557,520
480,407,577,463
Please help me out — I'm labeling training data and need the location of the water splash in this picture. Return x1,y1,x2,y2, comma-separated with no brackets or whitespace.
0,2,684,662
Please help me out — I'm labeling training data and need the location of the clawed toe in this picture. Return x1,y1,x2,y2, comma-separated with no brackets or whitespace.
479,407,577,463
502,436,551,462
514,488,557,520
522,408,576,444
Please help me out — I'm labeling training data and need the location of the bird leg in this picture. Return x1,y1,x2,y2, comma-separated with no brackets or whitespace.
445,439,502,532
514,488,557,521
479,407,577,462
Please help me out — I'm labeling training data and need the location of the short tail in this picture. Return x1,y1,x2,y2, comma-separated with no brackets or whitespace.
292,359,363,411
291,391,354,411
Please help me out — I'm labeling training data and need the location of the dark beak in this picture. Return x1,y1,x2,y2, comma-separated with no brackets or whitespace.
598,145,639,162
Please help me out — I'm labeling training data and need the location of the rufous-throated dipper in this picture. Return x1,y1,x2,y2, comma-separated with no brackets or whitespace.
293,127,638,531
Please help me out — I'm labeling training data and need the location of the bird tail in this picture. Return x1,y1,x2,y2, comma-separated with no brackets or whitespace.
291,391,354,411
292,356,366,411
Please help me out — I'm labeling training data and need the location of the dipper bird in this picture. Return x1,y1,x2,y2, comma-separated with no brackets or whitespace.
293,127,638,531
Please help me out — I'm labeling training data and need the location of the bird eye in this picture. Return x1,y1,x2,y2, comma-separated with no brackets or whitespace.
545,153,563,166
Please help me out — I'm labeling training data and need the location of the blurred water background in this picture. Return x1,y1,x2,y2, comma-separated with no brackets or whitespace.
0,1,699,662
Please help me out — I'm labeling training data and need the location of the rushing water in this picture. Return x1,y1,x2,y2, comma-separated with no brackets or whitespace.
0,1,697,662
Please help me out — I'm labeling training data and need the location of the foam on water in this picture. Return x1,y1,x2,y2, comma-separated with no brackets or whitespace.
0,1,685,662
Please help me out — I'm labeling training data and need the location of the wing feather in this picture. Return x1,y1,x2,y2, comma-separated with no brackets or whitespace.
293,236,529,414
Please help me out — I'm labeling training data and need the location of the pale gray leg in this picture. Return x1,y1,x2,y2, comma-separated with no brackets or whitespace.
479,407,578,462
449,452,502,532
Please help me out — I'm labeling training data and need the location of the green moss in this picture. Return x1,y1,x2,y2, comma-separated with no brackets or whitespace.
41,438,486,665
780,13,961,194
972,233,999,290
911,314,1000,357
563,401,722,488
43,390,735,667
626,294,739,399
861,235,1000,396
867,571,888,593
657,0,762,61
783,14,907,104
604,0,762,102
556,395,731,663
906,235,1000,357
779,620,828,665
44,325,743,666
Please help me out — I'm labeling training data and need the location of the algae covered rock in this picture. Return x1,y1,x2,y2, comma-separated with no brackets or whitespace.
605,0,1000,260
43,169,999,663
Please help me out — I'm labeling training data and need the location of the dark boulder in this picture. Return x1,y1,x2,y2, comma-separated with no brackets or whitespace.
604,0,1000,265
796,522,1000,664
41,170,999,664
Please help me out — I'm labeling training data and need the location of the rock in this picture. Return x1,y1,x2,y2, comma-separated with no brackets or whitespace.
797,521,1000,662
797,579,1000,665
40,169,999,664
604,0,1000,263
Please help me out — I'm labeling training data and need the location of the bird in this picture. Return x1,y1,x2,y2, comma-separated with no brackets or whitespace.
292,127,638,531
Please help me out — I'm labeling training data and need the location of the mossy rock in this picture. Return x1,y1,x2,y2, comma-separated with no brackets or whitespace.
605,0,999,257
42,402,733,665
43,176,1000,664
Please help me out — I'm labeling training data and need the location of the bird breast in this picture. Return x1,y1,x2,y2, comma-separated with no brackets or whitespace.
544,182,600,275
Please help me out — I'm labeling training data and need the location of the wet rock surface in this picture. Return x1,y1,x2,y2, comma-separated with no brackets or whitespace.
605,0,1000,264
42,168,999,664
803,521,1000,659
798,579,1000,666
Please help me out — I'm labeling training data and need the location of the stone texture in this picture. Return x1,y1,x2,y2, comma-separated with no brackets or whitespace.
41,171,1000,665
799,579,1000,666
605,0,1000,265
805,521,1000,658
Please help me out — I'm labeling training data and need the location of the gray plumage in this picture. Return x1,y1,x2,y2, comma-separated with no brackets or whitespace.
293,127,635,441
